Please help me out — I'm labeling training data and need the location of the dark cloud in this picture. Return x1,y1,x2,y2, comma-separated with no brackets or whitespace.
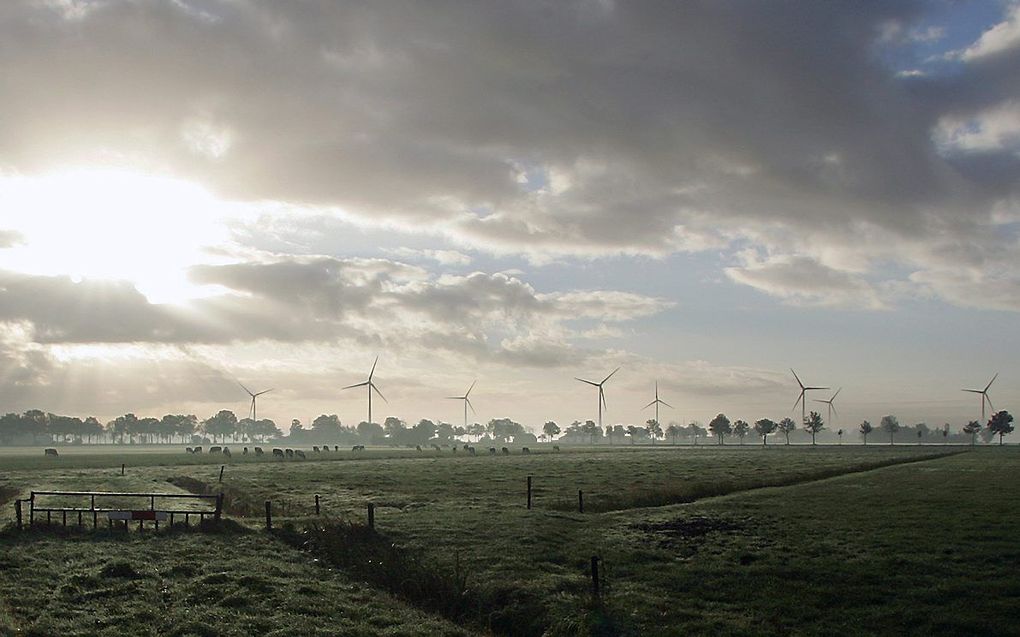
0,256,669,366
0,1,1017,307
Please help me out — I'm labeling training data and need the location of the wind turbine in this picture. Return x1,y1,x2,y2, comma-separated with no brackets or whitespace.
343,357,387,425
575,367,620,429
446,380,477,430
239,382,273,422
791,369,828,424
962,373,997,422
813,387,841,430
642,381,673,428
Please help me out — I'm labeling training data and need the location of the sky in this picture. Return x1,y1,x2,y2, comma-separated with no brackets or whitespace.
1,0,1019,435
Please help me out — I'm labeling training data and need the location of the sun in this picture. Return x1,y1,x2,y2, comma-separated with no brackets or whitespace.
0,168,236,304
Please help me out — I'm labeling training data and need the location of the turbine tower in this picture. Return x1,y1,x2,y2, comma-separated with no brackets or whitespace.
642,381,673,428
791,369,828,424
813,387,841,430
239,382,273,422
446,380,477,430
575,367,620,429
962,373,998,422
343,357,387,425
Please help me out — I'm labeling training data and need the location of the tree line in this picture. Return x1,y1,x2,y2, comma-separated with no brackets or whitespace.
0,408,1013,447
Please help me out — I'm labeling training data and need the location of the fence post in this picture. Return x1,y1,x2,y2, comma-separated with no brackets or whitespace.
219,465,225,483
315,494,320,516
265,500,272,531
591,556,601,599
578,490,584,513
367,502,375,529
29,492,34,526
527,475,533,510
214,493,223,521
121,463,125,476
15,500,22,530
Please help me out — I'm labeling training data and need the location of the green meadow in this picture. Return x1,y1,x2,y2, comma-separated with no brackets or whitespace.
0,444,1014,636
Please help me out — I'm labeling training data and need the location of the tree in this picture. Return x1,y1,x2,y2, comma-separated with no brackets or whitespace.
581,420,601,445
383,416,406,442
626,425,640,444
859,420,873,445
778,417,796,445
753,419,777,446
987,410,1014,446
313,414,343,440
543,421,560,442
803,411,824,445
880,415,899,445
203,410,238,443
666,423,682,445
110,413,138,444
708,414,731,445
962,420,982,446
645,419,662,443
357,420,385,444
733,420,750,445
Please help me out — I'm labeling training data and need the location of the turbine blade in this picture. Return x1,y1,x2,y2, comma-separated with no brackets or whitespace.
985,394,995,413
962,389,982,394
445,396,462,400
238,382,254,397
255,389,274,396
790,368,804,390
659,400,674,409
985,373,998,392
371,382,388,403
601,367,621,384
369,356,378,380
601,389,608,411
466,398,476,415
792,391,804,412
342,381,369,390
831,403,838,416
466,380,477,396
831,387,841,401
643,400,656,410
804,386,829,391
575,377,599,387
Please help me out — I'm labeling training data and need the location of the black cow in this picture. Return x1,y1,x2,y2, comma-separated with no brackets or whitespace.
44,448,58,457
255,447,264,456
501,447,510,455
272,448,284,458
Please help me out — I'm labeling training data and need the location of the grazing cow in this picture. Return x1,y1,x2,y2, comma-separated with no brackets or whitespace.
272,448,284,459
185,447,193,454
352,445,365,452
468,447,476,455
242,447,249,455
463,443,470,450
522,447,531,454
432,444,441,451
489,447,496,455
223,447,231,458
209,446,221,454
415,445,422,452
285,448,294,458
502,447,510,455
193,446,203,454
313,446,320,453
553,445,560,452
452,447,457,453
255,447,264,456
320,446,329,453
295,450,306,460
334,445,339,451
44,448,58,457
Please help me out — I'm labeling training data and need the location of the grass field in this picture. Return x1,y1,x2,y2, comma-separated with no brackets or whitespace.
0,444,1014,635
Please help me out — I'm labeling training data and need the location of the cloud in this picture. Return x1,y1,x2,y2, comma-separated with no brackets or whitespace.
960,3,1020,61
0,230,24,248
725,254,888,310
0,256,671,366
0,1,1017,312
387,248,472,267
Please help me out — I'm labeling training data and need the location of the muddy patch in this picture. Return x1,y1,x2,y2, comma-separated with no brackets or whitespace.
166,476,260,517
632,515,751,556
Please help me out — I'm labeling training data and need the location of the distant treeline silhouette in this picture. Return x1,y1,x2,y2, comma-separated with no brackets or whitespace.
0,409,1011,446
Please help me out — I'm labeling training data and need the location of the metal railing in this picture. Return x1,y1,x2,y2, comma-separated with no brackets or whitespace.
15,490,223,531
